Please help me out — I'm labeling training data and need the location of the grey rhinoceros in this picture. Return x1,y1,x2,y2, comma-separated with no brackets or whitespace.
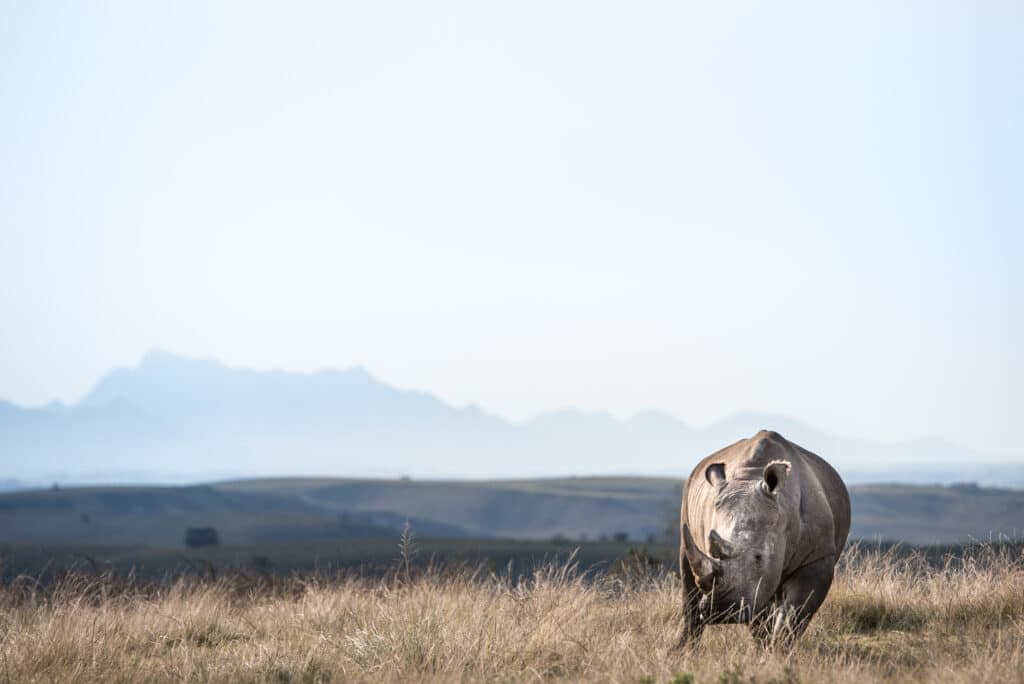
679,430,850,647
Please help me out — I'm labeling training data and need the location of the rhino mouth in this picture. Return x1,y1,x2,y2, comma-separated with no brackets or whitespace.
698,592,756,624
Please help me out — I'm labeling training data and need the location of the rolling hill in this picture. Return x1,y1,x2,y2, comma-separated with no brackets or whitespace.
1,477,1022,546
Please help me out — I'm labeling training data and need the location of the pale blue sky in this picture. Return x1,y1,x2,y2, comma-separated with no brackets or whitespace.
1,1,1021,453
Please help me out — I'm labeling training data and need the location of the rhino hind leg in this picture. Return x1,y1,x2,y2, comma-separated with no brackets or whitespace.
750,555,836,650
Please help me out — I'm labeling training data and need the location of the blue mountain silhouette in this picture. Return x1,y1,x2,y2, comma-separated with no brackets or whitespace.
0,350,1014,485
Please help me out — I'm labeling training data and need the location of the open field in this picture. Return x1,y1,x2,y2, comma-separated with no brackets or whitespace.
1,544,1022,682
0,539,673,581
3,539,1020,584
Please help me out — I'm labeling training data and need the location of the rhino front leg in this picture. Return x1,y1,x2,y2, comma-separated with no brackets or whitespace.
676,555,706,648
750,555,835,650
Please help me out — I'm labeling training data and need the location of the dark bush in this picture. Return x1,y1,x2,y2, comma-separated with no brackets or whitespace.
185,527,220,548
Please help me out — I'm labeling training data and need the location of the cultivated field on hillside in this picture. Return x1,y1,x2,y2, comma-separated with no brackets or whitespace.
1,544,1022,682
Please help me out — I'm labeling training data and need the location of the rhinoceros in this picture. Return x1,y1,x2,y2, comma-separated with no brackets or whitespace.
679,430,850,647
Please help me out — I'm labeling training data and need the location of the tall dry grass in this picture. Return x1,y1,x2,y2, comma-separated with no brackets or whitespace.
1,544,1022,682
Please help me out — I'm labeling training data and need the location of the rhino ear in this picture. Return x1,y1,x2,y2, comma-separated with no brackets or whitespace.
762,460,791,495
704,462,727,488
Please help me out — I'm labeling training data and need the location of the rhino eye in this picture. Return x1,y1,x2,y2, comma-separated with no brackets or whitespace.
754,553,763,565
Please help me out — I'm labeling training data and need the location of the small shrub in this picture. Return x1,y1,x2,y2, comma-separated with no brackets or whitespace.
184,527,220,548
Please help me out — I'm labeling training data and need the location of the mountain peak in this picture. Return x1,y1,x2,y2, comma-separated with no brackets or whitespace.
140,348,179,366
138,348,224,371
317,364,376,383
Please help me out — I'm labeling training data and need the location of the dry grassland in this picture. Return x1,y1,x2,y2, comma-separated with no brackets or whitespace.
1,544,1022,682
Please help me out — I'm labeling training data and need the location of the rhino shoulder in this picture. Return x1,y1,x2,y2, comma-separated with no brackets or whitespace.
790,441,851,554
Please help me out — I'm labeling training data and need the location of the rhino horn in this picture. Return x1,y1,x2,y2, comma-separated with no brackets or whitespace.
707,529,735,559
682,523,720,578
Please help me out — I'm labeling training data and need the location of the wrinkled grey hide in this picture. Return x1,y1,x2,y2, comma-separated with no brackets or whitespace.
678,430,850,648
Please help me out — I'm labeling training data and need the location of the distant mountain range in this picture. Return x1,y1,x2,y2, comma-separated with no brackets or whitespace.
1,350,1021,486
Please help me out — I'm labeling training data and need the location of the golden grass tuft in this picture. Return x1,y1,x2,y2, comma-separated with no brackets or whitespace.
1,544,1022,682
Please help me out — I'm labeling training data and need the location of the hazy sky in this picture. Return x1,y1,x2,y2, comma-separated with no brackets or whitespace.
1,1,1021,453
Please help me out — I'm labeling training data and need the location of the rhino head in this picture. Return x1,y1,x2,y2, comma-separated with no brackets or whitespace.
683,459,792,622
